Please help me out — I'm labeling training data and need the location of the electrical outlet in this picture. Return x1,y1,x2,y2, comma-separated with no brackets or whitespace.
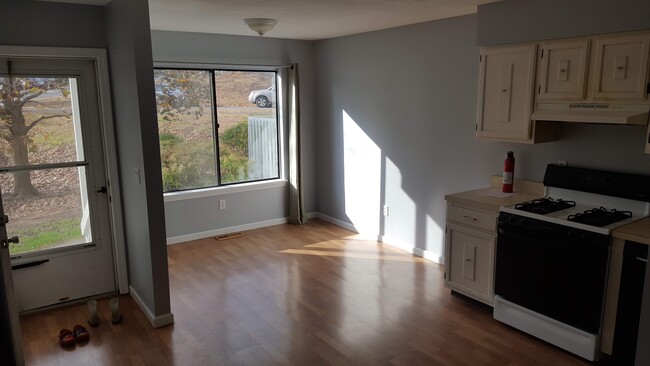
383,205,389,217
219,199,226,210
558,160,567,166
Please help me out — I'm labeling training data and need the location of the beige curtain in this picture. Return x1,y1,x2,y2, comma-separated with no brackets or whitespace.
288,63,307,224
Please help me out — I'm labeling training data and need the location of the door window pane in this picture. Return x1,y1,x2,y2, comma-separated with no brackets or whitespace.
0,77,84,167
215,70,278,185
1,167,91,255
154,69,217,192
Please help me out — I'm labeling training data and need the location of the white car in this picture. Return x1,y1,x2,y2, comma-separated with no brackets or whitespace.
248,85,276,108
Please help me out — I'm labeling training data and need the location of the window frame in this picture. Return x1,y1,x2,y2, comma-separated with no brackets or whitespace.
153,64,283,195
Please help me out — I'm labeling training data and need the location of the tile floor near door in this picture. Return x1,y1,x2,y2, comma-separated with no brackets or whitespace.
21,219,593,365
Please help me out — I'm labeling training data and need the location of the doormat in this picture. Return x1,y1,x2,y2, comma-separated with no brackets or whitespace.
215,232,244,241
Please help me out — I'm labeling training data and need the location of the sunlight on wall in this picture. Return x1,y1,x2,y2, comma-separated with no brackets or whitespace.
343,110,381,236
384,157,416,244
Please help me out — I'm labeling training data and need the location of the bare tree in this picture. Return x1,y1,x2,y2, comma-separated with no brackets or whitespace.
0,76,69,198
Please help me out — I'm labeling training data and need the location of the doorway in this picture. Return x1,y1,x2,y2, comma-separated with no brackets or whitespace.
0,56,119,311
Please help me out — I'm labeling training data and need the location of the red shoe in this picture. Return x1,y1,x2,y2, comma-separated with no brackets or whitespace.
59,329,75,347
73,324,90,342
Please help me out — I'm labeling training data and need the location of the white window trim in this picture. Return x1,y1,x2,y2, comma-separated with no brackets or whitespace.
163,179,288,202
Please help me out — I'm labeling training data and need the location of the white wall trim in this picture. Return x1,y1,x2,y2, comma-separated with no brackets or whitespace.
167,217,289,244
129,285,174,328
164,179,288,203
379,235,445,265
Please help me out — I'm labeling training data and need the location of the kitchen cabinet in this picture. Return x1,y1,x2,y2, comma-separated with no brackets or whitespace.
445,212,496,305
537,39,590,101
592,33,650,102
476,44,556,143
646,124,650,154
444,177,544,306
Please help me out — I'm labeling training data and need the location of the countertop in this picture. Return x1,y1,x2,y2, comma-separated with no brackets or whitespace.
612,217,650,245
444,176,544,213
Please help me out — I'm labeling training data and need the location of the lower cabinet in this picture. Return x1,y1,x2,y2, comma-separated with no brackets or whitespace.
444,204,498,305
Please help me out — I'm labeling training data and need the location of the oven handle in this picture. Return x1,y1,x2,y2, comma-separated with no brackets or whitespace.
636,257,648,263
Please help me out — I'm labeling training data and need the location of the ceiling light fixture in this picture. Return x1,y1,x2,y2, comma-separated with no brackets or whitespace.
244,18,277,37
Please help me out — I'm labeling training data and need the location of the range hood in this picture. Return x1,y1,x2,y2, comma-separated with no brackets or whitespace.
532,103,650,125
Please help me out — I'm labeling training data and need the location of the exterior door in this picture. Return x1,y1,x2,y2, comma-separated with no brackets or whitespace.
0,57,116,311
0,187,23,366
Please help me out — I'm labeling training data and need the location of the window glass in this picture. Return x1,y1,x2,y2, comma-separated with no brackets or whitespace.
154,69,217,192
154,68,279,192
215,70,278,185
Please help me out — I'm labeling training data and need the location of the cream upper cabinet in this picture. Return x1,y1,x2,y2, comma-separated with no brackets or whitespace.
476,44,538,142
592,34,650,101
538,40,590,101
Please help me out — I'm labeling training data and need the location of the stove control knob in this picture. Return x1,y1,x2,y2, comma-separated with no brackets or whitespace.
519,217,529,226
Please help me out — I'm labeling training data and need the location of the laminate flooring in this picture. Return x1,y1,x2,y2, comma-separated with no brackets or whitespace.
20,219,596,365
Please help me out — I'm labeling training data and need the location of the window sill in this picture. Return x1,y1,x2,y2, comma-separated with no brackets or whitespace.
163,179,288,203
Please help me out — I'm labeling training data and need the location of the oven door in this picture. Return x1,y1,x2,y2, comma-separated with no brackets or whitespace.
495,218,610,334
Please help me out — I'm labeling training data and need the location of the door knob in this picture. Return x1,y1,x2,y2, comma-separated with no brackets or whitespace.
97,186,107,194
1,236,19,248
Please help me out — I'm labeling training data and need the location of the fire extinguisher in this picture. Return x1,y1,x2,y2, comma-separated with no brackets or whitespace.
502,151,515,193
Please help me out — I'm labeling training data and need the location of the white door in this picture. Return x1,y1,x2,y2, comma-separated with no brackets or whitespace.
0,57,116,311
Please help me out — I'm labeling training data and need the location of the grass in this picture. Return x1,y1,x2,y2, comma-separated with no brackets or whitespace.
9,217,83,255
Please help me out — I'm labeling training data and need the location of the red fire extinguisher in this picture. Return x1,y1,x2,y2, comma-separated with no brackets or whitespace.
502,151,515,193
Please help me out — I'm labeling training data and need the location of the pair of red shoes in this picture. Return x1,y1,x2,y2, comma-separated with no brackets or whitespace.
59,324,89,347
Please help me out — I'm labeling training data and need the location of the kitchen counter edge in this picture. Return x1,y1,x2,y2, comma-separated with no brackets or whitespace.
444,176,544,213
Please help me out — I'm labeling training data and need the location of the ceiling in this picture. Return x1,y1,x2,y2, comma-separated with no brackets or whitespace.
39,0,500,40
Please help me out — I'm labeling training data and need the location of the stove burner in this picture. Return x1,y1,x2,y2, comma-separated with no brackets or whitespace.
567,207,633,227
515,197,576,214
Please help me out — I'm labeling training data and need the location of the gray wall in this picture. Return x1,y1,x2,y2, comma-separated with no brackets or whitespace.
151,30,315,239
477,0,650,46
313,4,650,261
0,0,106,48
105,0,171,319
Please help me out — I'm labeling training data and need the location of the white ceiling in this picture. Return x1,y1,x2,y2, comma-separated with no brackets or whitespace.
39,0,500,40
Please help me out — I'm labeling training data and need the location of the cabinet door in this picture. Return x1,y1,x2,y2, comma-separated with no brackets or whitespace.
538,40,590,101
592,34,650,101
477,44,537,141
646,124,650,154
445,222,496,304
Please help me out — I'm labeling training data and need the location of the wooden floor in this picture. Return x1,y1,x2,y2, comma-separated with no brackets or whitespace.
20,219,596,365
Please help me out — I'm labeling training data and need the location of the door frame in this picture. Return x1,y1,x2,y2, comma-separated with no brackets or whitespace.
0,45,128,294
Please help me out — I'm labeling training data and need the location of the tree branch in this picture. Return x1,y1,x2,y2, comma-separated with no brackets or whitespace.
24,99,67,109
21,91,44,104
27,114,68,131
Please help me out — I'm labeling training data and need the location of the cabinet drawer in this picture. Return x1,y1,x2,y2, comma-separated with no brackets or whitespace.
447,205,497,232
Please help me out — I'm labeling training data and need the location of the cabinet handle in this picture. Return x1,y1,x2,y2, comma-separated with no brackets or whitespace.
465,258,472,262
560,69,566,73
616,66,624,70
463,216,477,221
636,257,648,263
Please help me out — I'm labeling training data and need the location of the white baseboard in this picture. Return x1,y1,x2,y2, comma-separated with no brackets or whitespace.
166,217,289,244
307,212,359,233
129,285,174,328
379,235,445,265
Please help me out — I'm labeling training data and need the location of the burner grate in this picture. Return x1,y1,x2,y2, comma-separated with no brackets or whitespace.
515,197,576,215
567,207,632,227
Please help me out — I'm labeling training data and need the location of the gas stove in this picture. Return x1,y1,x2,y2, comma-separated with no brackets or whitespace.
494,164,650,361
500,166,650,235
